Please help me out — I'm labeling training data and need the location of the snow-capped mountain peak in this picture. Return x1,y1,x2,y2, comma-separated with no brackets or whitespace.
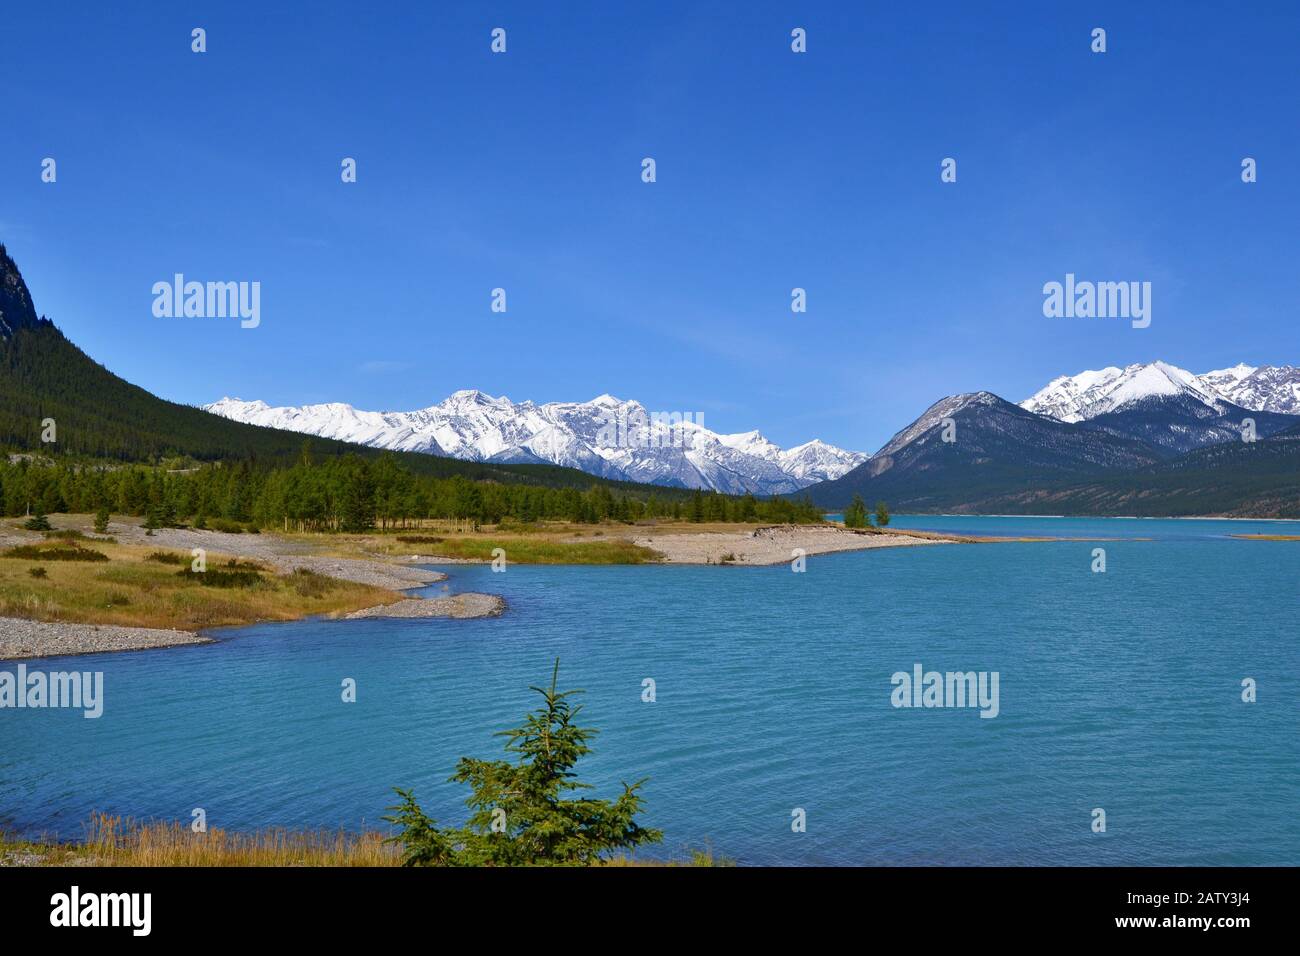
1201,363,1256,386
715,429,779,456
204,391,866,495
777,439,870,483
1022,360,1300,422
1021,361,1224,422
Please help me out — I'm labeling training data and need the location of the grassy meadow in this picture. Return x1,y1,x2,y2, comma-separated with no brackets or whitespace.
0,527,400,630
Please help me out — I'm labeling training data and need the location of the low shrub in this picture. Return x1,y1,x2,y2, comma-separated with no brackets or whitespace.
223,558,267,571
175,567,264,589
5,544,109,562
145,551,187,565
289,568,336,598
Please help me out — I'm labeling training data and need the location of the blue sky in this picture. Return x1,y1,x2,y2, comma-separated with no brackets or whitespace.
4,1,1298,452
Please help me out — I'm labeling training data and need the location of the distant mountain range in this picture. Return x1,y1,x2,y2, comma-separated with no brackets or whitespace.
205,394,868,495
209,361,1300,512
5,238,1298,516
0,244,695,496
809,361,1300,516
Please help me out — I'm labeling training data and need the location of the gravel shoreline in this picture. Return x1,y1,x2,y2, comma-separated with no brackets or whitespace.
0,617,210,661
0,520,462,661
108,525,450,591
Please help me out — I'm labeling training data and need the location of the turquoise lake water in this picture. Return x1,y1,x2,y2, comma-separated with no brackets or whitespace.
2,516,1297,865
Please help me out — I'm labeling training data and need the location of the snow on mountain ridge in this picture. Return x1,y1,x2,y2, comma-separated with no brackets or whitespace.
1201,363,1256,386
875,392,1002,458
1022,361,1300,421
1019,361,1283,421
203,393,867,494
1200,364,1300,415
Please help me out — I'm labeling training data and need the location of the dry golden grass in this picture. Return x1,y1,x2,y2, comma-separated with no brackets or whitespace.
391,536,661,564
0,539,401,630
76,815,400,867
2,816,729,867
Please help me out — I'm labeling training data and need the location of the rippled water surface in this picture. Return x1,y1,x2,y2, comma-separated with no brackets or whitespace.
2,516,1296,865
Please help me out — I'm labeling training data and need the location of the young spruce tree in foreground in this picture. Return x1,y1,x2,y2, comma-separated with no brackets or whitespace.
385,660,662,866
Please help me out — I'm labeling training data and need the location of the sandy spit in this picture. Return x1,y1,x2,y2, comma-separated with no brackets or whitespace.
345,593,506,620
630,524,951,565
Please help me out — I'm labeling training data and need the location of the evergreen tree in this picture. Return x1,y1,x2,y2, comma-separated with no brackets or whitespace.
385,660,662,866
39,483,63,515
93,506,110,534
874,500,891,527
339,459,376,533
23,512,51,531
157,498,178,528
844,494,867,529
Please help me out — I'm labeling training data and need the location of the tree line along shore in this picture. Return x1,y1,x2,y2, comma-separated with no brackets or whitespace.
0,449,826,533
